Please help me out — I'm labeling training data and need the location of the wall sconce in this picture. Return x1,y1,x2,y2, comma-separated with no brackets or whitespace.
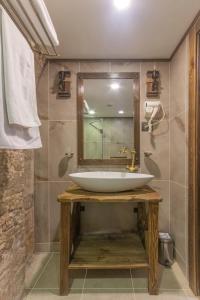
146,70,160,98
57,70,71,98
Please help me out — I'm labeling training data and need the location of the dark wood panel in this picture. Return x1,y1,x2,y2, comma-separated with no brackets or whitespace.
148,202,159,295
188,16,200,296
60,203,71,295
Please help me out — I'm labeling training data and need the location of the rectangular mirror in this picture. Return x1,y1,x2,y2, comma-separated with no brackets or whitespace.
77,72,140,165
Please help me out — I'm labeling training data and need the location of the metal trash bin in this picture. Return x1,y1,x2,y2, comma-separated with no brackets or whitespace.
158,232,174,267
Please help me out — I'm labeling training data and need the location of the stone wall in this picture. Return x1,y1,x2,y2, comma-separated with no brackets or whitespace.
0,150,34,300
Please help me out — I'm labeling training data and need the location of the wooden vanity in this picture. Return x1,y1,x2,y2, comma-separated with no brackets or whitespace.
57,185,162,295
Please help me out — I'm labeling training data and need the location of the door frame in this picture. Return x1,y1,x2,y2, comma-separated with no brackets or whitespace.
188,16,200,296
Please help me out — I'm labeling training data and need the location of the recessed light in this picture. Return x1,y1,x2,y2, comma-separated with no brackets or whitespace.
113,0,131,10
110,82,120,90
89,110,96,115
118,110,124,114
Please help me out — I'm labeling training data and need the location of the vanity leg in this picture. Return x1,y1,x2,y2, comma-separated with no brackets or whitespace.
60,202,71,295
148,202,159,295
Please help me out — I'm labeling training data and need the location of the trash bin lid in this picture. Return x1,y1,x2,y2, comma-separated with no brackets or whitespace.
159,232,173,241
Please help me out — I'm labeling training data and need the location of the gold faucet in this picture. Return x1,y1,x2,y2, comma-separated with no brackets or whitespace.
120,146,138,173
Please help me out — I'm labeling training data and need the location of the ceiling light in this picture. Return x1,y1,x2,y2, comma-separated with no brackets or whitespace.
118,110,124,114
113,0,131,10
110,82,120,90
89,110,96,115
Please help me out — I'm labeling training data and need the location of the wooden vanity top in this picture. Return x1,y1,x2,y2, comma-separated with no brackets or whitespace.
57,185,162,203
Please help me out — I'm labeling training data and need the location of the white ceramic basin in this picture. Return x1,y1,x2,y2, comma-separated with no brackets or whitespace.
69,172,154,193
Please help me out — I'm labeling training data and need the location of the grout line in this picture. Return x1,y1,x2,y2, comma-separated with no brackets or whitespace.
48,119,77,122
80,269,88,299
80,288,138,290
175,247,187,266
170,180,188,189
130,269,137,300
169,109,186,122
130,269,134,291
32,253,53,289
28,253,54,295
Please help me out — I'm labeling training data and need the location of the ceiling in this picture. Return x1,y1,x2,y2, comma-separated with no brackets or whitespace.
44,0,200,59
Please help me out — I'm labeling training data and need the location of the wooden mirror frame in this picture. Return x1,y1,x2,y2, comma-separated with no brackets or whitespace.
77,72,140,166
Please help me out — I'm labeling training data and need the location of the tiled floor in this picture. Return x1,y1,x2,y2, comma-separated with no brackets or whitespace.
24,253,200,300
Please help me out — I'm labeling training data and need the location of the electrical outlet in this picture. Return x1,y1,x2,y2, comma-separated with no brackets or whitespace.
80,205,85,212
142,121,149,132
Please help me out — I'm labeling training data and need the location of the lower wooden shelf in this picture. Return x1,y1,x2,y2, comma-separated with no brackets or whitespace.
69,233,149,270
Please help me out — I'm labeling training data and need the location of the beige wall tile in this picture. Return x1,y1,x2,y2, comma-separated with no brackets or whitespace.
149,180,170,232
49,121,77,181
24,150,34,197
170,182,187,263
81,202,137,234
80,62,109,72
111,62,140,72
35,121,48,182
49,182,72,242
36,62,49,120
169,37,189,277
140,132,170,180
170,112,187,186
170,39,189,117
49,62,79,121
34,182,49,245
175,249,187,278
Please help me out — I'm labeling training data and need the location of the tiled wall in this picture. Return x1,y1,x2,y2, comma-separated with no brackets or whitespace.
169,37,189,277
35,60,171,251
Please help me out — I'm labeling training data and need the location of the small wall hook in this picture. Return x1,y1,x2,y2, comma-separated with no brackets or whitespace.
144,151,152,158
65,152,74,158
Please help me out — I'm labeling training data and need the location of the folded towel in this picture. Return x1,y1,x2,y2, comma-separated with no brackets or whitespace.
1,6,41,128
31,0,59,46
0,7,42,149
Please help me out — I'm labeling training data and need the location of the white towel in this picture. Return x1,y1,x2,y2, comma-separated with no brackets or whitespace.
31,0,59,47
0,7,42,149
1,7,41,128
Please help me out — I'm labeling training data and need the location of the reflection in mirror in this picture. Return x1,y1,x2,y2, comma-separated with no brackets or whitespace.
77,73,140,165
84,79,134,160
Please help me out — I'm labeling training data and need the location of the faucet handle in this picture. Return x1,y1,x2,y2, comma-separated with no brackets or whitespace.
120,146,128,154
130,148,136,154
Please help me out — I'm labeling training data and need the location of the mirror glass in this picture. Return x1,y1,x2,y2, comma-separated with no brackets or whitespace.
77,73,140,165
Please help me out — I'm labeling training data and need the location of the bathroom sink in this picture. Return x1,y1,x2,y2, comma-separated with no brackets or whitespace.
69,172,154,193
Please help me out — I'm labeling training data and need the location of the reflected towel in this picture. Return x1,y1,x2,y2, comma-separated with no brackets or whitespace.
1,6,41,128
31,0,59,46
